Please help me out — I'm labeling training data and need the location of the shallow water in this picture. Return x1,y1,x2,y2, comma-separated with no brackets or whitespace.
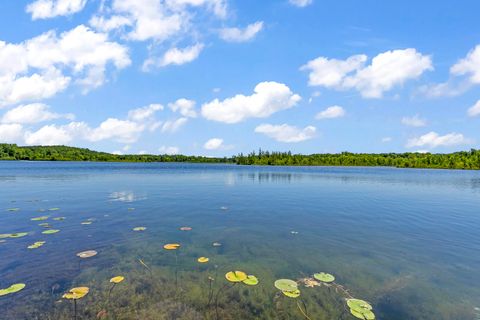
0,161,479,319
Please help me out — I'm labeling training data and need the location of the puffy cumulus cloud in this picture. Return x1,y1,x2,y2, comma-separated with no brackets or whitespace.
401,114,427,127
26,0,87,20
168,98,196,118
0,25,130,106
406,132,469,149
143,44,204,70
165,0,227,18
24,122,87,145
203,138,224,150
1,103,74,124
159,145,180,154
127,104,163,122
315,105,345,120
467,100,480,117
289,0,313,7
161,117,188,133
219,21,263,42
255,124,316,143
87,118,145,143
301,49,432,98
201,81,301,123
0,124,24,143
451,45,480,84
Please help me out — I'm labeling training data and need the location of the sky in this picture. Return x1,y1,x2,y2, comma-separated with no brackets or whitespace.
0,0,479,156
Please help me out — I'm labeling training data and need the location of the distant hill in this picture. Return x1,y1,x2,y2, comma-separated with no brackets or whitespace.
1,144,479,170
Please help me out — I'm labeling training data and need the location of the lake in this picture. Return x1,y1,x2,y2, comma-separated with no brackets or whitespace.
0,161,479,319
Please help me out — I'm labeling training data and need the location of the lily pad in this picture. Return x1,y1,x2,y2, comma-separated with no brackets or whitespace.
9,233,28,238
274,279,298,292
48,208,60,211
31,216,49,221
163,243,180,250
62,287,89,300
6,208,20,212
225,271,247,282
313,272,335,283
282,289,301,298
347,299,375,319
77,250,98,258
81,221,92,225
133,227,146,231
110,276,125,284
197,257,209,263
28,241,46,249
42,229,59,234
243,275,259,286
0,283,26,296
53,217,66,221
179,226,192,231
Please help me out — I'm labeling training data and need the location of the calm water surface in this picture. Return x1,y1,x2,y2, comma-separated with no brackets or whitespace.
0,162,479,319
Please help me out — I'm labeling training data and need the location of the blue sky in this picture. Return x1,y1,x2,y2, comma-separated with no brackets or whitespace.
0,0,479,156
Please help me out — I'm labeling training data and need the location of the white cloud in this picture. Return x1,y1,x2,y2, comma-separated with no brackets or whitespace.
127,104,163,122
165,0,227,18
24,122,87,145
0,124,24,143
1,103,74,124
219,21,263,42
451,45,480,84
381,137,392,143
289,0,313,7
201,81,301,123
406,132,469,149
159,145,180,154
203,138,224,150
255,124,316,143
144,44,204,70
315,105,345,119
26,0,87,20
301,49,433,98
87,118,144,143
401,114,427,127
168,98,197,117
467,100,480,117
0,25,130,106
161,117,188,133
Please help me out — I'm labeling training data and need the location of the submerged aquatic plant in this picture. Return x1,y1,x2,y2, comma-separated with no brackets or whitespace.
0,283,26,296
108,276,125,302
62,287,89,320
164,243,181,290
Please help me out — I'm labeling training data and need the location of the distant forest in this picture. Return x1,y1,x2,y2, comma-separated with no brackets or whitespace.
1,144,480,170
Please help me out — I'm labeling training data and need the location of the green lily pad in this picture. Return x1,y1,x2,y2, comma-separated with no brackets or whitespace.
31,216,49,221
0,234,10,239
282,289,301,298
243,275,259,286
48,208,60,211
53,217,66,221
0,283,26,296
274,279,298,292
28,241,46,249
42,229,60,234
6,208,20,212
9,233,28,238
347,299,375,319
38,223,51,228
313,272,335,283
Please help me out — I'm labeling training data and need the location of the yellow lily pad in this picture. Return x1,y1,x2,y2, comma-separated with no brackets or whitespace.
225,271,247,283
133,227,146,231
163,243,180,250
31,216,49,221
0,283,26,296
62,287,89,300
282,289,301,298
42,229,59,234
110,276,125,284
197,257,209,263
76,250,98,258
28,241,46,249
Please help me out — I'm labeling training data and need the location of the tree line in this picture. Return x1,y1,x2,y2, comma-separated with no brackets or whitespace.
1,144,479,170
